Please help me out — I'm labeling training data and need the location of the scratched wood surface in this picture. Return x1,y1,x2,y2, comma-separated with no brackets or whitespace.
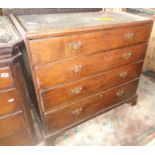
16,12,150,33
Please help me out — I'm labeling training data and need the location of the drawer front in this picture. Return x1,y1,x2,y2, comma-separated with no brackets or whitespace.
0,67,13,90
0,112,26,139
45,79,139,134
29,23,152,65
36,43,147,89
0,89,21,116
42,61,143,112
0,129,32,146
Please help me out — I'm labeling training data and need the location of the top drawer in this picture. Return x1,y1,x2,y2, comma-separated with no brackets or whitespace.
29,23,152,65
0,67,14,90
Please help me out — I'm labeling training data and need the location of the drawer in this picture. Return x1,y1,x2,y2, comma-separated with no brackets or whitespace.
0,67,14,90
41,61,143,112
0,129,32,146
36,43,147,89
0,89,21,116
0,112,26,139
29,23,152,65
45,79,139,134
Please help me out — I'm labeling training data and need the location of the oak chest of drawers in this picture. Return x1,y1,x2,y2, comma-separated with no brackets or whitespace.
0,17,36,145
10,11,153,142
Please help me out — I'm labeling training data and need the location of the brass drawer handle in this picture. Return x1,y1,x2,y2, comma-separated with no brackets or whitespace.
71,86,83,95
68,41,81,50
122,52,133,60
119,72,128,78
70,65,83,73
0,72,9,78
124,32,134,40
116,90,125,97
72,108,82,115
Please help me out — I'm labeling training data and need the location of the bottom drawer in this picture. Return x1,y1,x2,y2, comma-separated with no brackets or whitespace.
0,129,32,146
0,112,26,139
45,79,139,134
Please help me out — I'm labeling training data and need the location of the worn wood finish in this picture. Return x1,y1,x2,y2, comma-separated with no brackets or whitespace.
0,17,36,145
0,88,21,115
45,94,138,145
10,12,153,39
42,61,143,112
29,24,151,65
2,8,102,16
123,9,155,73
45,80,139,134
10,12,153,142
36,43,147,89
0,67,14,89
0,112,26,139
0,129,32,146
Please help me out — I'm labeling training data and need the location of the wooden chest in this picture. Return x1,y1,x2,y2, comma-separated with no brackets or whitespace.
10,11,153,142
124,9,155,73
0,17,36,145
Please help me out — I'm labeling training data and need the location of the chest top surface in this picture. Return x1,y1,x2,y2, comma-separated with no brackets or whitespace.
0,16,21,48
14,11,152,37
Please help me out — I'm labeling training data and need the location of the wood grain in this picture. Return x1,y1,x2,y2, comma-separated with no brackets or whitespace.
42,61,143,112
0,67,14,89
29,24,152,65
0,89,21,115
10,12,153,141
45,80,139,134
0,112,26,139
0,129,32,146
0,17,36,145
35,43,147,89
